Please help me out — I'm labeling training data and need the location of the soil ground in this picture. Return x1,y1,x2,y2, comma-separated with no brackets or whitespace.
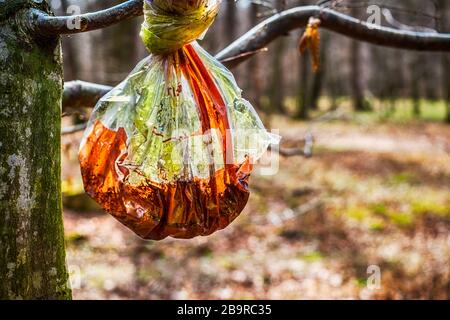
62,115,450,299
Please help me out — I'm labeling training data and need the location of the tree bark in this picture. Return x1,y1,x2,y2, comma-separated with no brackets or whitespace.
0,1,71,299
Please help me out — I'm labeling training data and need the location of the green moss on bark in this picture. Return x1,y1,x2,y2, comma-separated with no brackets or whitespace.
0,2,71,300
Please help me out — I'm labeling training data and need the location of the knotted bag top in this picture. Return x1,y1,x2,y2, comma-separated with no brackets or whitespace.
140,0,221,54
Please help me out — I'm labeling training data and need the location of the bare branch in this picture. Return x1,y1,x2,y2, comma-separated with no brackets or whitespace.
217,6,450,68
271,146,311,158
269,132,314,158
29,2,450,57
30,0,143,36
60,5,450,111
63,81,112,115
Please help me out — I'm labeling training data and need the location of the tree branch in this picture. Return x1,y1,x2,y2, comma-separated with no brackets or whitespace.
30,2,450,57
30,0,143,36
216,6,450,67
61,1,450,112
60,4,450,111
63,81,112,114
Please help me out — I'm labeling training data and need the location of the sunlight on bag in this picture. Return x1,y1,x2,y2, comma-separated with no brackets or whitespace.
79,0,279,240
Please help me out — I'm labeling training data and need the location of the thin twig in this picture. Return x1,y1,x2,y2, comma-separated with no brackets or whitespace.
269,132,314,158
63,81,112,114
219,47,269,64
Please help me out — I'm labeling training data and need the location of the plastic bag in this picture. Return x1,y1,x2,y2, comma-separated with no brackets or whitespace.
79,0,279,240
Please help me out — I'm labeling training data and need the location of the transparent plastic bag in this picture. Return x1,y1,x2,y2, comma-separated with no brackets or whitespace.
79,0,279,240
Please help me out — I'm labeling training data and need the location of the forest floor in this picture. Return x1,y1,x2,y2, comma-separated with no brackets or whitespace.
62,114,450,299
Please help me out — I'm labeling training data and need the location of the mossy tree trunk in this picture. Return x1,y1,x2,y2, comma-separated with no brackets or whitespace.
0,1,71,299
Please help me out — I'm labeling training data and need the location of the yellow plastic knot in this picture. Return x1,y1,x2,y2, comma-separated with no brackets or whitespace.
140,0,221,54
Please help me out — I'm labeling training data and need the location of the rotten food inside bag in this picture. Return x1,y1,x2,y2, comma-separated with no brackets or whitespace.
79,0,279,240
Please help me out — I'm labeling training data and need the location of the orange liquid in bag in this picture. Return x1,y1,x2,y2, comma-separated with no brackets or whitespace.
79,44,252,240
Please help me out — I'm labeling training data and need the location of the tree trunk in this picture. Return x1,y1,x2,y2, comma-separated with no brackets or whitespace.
410,54,422,117
269,36,286,114
246,2,262,109
269,1,287,114
445,55,450,123
0,2,71,299
103,0,141,85
309,31,329,111
349,7,365,111
350,38,366,111
439,1,450,123
225,0,237,45
296,50,310,119
59,0,79,81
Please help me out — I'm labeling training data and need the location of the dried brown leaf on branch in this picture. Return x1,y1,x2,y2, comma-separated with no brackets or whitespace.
299,17,321,73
